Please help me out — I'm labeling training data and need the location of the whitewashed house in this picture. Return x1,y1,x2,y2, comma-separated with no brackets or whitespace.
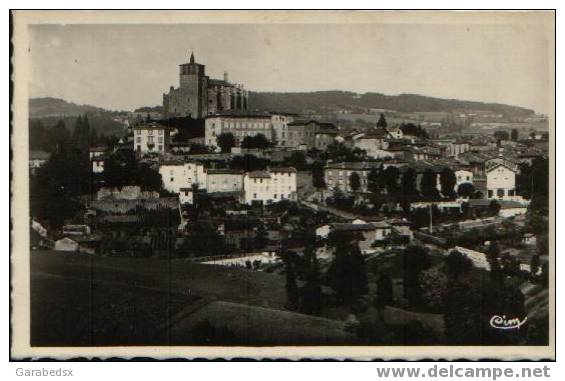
486,160,518,199
132,123,173,154
242,167,297,205
159,161,206,193
54,237,79,252
205,169,244,193
455,169,474,191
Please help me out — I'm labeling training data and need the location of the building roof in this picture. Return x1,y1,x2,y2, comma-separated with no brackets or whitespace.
29,150,50,160
209,78,233,87
205,111,271,119
359,130,389,139
247,171,271,179
89,146,108,152
485,158,518,173
325,162,382,171
332,223,377,232
206,168,244,175
270,167,297,174
133,123,174,130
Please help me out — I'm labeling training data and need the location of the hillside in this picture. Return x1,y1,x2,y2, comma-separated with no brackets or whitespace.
248,91,535,118
29,97,116,118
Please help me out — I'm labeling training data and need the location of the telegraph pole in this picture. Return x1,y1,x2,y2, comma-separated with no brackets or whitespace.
429,203,433,233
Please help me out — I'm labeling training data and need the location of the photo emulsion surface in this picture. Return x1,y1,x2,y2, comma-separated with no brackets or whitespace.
11,11,554,359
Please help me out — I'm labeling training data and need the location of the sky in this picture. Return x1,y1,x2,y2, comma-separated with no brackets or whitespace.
28,22,553,114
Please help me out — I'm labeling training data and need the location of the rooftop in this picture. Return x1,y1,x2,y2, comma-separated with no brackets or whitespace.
29,150,50,160
270,167,297,173
247,171,271,179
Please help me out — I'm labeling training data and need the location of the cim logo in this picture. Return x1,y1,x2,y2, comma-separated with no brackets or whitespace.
489,315,528,330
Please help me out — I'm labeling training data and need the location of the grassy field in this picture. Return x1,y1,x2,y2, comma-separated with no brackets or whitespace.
30,250,288,346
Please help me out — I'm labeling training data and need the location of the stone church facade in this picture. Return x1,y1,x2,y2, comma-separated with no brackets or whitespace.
162,52,248,119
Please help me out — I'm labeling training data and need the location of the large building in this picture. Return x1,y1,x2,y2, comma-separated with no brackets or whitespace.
132,123,173,154
324,162,382,193
162,52,248,119
283,120,338,149
205,112,274,149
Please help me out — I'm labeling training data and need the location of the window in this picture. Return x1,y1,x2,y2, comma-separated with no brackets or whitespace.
158,137,163,143
497,189,504,197
509,189,515,196
274,194,278,199
136,137,141,143
148,130,153,135
159,130,164,135
253,193,257,199
170,177,174,182
488,190,493,198
148,136,154,144
158,145,163,151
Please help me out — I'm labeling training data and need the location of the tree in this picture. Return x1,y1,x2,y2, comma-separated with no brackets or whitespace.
383,166,400,195
300,246,323,314
326,231,368,303
445,250,473,280
349,172,361,192
421,169,439,199
216,132,236,153
29,119,46,150
29,144,90,228
530,254,540,277
494,130,510,141
418,267,448,310
71,114,93,152
541,262,549,288
439,167,457,198
400,123,429,139
374,273,393,308
489,199,501,216
229,154,270,172
312,161,326,189
188,222,227,257
444,282,482,344
511,128,519,141
253,225,269,251
377,113,387,128
286,151,307,170
367,167,385,195
241,134,271,149
400,168,418,201
402,245,432,304
285,261,299,308
486,241,503,282
457,182,475,198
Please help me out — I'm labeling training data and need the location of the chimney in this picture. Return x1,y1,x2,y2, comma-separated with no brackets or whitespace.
224,71,228,82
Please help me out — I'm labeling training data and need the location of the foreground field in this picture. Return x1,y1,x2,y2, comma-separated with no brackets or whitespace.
30,250,288,346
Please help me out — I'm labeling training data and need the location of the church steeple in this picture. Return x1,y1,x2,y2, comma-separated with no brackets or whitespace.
189,50,195,64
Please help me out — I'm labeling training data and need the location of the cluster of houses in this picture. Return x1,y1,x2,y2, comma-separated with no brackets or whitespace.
29,105,548,266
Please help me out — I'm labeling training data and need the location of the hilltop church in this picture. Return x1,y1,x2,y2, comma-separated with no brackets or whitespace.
162,51,249,119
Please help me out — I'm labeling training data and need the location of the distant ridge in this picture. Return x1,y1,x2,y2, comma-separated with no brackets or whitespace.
248,91,535,117
29,97,117,118
29,92,535,119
